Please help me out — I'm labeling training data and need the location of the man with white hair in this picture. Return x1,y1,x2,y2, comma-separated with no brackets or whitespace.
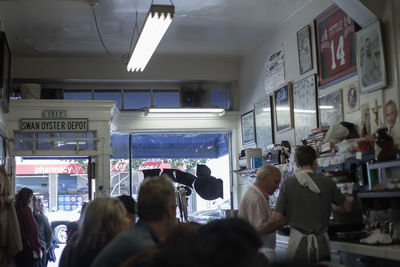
239,165,283,257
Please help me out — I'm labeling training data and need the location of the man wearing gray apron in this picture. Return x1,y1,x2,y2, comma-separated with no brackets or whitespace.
239,165,282,262
273,146,351,263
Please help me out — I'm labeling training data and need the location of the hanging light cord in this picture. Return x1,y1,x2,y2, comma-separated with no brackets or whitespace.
128,11,139,55
91,5,116,58
91,3,137,61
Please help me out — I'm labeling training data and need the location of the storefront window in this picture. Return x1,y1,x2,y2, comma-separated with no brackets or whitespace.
110,133,231,222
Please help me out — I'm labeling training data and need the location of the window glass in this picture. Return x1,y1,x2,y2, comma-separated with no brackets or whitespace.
131,133,230,222
64,91,92,100
124,91,151,110
110,134,130,197
153,91,180,108
37,133,51,150
54,133,77,150
210,90,229,109
15,133,34,150
78,132,95,150
94,91,122,109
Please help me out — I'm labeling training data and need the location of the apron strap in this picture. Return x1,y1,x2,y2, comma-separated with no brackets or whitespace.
288,228,329,263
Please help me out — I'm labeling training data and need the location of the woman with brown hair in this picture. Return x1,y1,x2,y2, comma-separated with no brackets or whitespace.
14,187,42,267
59,197,129,267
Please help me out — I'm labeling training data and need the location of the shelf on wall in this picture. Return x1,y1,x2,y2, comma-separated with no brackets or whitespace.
368,160,400,170
357,190,400,199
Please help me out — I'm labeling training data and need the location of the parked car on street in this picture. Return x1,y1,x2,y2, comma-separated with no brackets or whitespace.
46,208,81,244
188,199,231,224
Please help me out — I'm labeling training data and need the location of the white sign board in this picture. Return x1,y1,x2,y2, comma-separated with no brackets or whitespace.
21,119,88,132
264,49,285,94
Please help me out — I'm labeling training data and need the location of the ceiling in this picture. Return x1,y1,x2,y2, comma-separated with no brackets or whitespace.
0,0,311,62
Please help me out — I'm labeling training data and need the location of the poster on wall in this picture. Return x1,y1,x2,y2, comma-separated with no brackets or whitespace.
241,110,256,147
384,100,398,136
293,74,318,145
274,83,293,133
297,25,313,75
344,82,360,114
264,49,285,94
319,90,343,127
356,20,386,94
315,5,357,88
254,96,274,152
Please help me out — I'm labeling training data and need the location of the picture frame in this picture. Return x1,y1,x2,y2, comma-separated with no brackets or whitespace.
344,82,360,114
264,49,285,94
274,83,294,133
0,32,11,113
297,25,313,75
314,5,357,88
293,74,318,145
319,90,343,127
254,96,274,152
356,20,386,94
241,110,256,147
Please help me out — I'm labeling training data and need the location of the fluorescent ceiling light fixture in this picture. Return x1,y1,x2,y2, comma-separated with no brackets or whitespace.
319,105,334,109
148,108,225,114
127,4,174,72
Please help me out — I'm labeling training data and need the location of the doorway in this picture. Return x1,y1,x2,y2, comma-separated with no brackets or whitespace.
15,156,90,244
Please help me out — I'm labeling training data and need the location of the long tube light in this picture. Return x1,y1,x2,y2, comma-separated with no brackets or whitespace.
148,108,225,114
127,4,174,72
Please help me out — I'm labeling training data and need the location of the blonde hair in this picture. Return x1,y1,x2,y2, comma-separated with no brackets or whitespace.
75,197,128,258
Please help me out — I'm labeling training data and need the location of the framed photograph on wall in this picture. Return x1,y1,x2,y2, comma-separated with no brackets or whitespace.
356,20,386,94
297,25,313,75
293,74,318,145
254,96,274,152
344,82,360,114
241,110,256,147
0,32,11,113
319,90,343,127
315,5,357,88
264,49,285,94
274,83,294,133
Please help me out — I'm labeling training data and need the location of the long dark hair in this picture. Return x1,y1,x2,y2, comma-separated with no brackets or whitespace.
16,187,33,206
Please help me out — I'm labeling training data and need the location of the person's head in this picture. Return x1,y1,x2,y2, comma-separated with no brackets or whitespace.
16,187,33,207
255,165,281,195
32,195,38,213
138,175,176,226
144,218,267,267
37,198,44,213
385,100,398,129
76,197,129,256
118,195,137,225
295,145,317,170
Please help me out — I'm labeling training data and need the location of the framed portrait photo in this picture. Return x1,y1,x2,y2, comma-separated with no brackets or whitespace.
254,96,274,152
241,110,256,147
319,90,343,127
356,20,386,94
297,25,313,75
315,5,357,88
344,82,360,114
0,32,11,113
274,83,294,133
293,74,318,145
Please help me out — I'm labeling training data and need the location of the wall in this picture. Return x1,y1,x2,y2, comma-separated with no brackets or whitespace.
238,0,399,150
13,54,240,82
